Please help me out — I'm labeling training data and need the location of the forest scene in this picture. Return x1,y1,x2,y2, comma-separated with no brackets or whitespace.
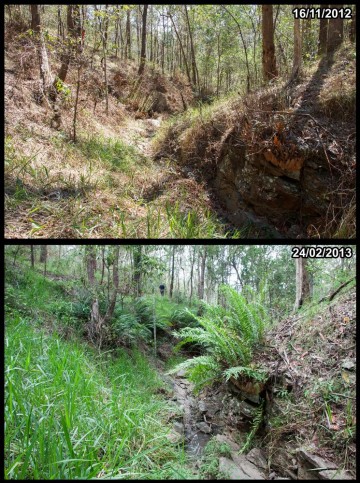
4,4,356,239
5,244,356,479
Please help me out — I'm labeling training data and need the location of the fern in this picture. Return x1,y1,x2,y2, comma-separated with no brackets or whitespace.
166,355,221,392
171,284,268,389
223,366,267,383
239,400,264,454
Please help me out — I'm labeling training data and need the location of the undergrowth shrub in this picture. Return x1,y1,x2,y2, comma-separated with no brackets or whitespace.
112,313,152,346
169,307,198,328
168,285,268,391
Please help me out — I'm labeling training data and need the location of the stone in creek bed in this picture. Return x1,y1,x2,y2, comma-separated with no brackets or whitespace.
173,422,185,434
176,368,187,377
198,401,207,413
166,430,185,445
219,456,265,480
196,422,212,434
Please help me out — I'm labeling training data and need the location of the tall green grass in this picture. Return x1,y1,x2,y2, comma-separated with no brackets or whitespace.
5,313,194,479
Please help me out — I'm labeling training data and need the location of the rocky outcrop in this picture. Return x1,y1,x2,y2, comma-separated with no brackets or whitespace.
214,124,332,235
219,451,266,479
297,448,354,480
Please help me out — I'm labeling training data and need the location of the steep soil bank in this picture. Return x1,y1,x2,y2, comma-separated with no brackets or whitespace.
155,44,356,238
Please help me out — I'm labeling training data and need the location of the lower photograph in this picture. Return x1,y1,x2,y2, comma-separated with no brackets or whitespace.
4,244,356,480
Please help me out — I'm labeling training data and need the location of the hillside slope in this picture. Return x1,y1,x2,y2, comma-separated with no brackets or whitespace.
155,44,356,238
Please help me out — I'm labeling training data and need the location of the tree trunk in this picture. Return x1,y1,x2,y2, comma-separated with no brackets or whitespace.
293,249,311,311
198,247,207,300
262,5,278,82
318,5,329,55
138,5,148,75
102,5,109,114
169,246,175,298
125,10,131,59
291,6,302,80
349,6,356,43
103,247,120,324
327,6,344,53
133,246,142,297
222,6,251,93
168,12,192,86
184,5,199,89
30,245,35,268
40,245,47,275
31,5,52,91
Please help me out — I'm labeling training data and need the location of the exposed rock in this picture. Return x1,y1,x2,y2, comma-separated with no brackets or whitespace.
297,448,337,470
219,457,249,479
271,447,298,480
230,452,266,479
297,448,344,480
246,448,268,471
152,92,170,113
173,422,184,434
198,400,207,413
239,400,259,419
214,434,240,451
176,368,187,378
214,132,333,235
229,377,265,404
218,457,265,480
341,359,355,371
166,429,184,445
318,469,353,480
196,422,212,434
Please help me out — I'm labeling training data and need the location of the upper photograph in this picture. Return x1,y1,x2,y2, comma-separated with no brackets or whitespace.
4,4,356,239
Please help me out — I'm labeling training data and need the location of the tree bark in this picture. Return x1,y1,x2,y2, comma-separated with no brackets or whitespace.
327,6,344,53
293,249,311,311
184,5,199,89
40,245,47,275
349,6,356,43
168,12,192,86
138,4,148,75
31,5,52,91
318,5,329,55
103,247,120,324
30,245,35,268
125,10,131,59
262,5,278,82
198,247,207,300
222,6,251,93
133,246,142,297
169,246,175,298
291,5,302,81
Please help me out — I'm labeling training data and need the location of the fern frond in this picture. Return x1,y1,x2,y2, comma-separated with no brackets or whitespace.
223,366,267,383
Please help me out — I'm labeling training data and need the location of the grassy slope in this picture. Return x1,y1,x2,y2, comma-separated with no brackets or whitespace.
5,39,235,239
5,268,196,479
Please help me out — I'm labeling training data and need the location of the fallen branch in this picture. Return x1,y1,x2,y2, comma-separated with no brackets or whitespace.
318,276,356,303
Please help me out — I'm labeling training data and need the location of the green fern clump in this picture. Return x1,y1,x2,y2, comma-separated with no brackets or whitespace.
168,284,268,391
167,355,221,392
112,313,152,345
169,307,198,328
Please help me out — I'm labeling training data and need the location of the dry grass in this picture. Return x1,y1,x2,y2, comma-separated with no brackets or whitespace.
5,34,236,239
